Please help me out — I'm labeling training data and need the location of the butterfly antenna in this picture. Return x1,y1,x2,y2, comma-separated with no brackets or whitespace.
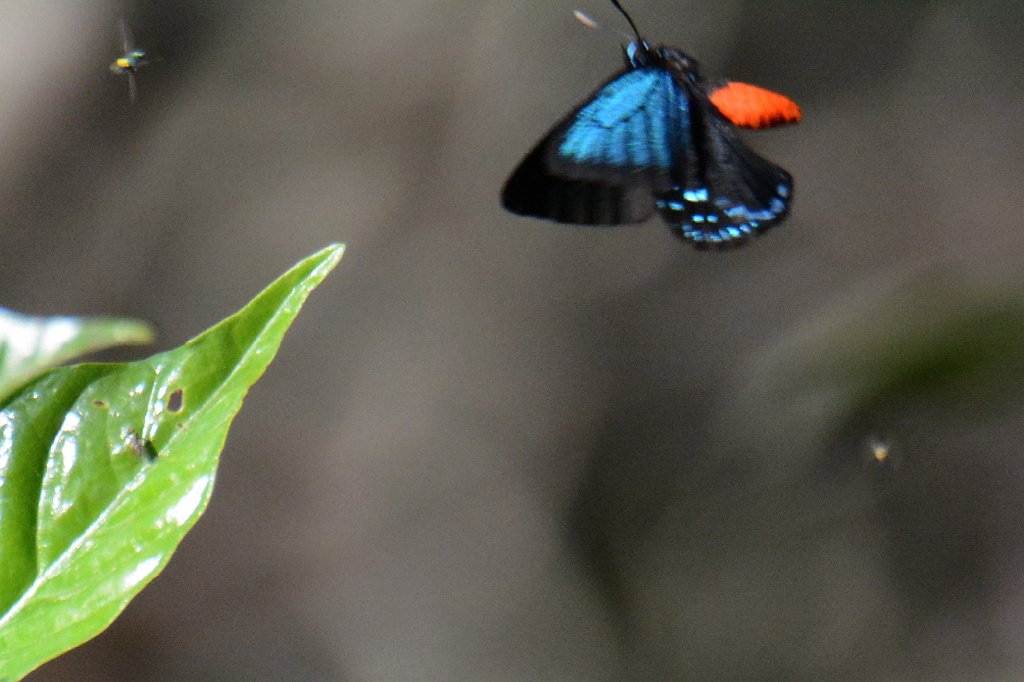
572,10,634,43
608,0,643,41
573,9,602,30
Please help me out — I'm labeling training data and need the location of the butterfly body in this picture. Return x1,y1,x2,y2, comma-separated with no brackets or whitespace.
502,19,800,248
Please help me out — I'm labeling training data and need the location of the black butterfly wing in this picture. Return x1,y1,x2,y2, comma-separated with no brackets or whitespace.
501,134,656,224
502,68,689,225
655,88,793,248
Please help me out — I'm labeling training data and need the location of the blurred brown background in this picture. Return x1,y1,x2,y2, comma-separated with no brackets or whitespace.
5,0,1024,679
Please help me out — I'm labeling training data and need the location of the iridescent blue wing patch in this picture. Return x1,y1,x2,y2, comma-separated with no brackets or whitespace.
655,111,792,248
548,68,686,182
502,68,687,225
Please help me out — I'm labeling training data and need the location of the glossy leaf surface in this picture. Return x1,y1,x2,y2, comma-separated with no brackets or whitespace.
0,309,153,404
0,244,343,680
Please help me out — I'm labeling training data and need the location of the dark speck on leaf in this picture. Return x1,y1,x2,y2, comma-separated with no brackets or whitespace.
127,431,158,462
167,388,184,413
94,400,108,408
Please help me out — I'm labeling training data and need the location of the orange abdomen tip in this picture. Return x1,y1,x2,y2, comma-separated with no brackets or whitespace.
709,81,802,129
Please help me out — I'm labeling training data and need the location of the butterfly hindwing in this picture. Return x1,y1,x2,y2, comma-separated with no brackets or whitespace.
655,105,792,247
502,67,689,224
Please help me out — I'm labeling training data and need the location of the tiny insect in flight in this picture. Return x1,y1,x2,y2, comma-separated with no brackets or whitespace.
109,19,149,103
864,435,898,468
502,1,802,248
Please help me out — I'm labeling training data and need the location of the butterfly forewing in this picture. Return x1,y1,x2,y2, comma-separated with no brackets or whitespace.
502,68,689,224
547,68,685,187
502,134,656,224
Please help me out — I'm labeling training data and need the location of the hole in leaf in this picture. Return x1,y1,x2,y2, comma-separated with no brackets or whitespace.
167,388,184,413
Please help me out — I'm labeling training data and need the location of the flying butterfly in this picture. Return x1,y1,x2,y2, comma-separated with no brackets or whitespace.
109,19,149,103
501,1,802,248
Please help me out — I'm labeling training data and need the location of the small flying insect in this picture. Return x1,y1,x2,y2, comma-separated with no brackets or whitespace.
863,434,899,469
110,19,148,103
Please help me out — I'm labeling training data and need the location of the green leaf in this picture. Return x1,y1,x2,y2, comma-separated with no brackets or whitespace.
0,309,154,404
0,244,343,680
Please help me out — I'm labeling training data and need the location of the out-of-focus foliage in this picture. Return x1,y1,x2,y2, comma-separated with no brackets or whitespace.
0,308,153,403
731,273,1024,462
